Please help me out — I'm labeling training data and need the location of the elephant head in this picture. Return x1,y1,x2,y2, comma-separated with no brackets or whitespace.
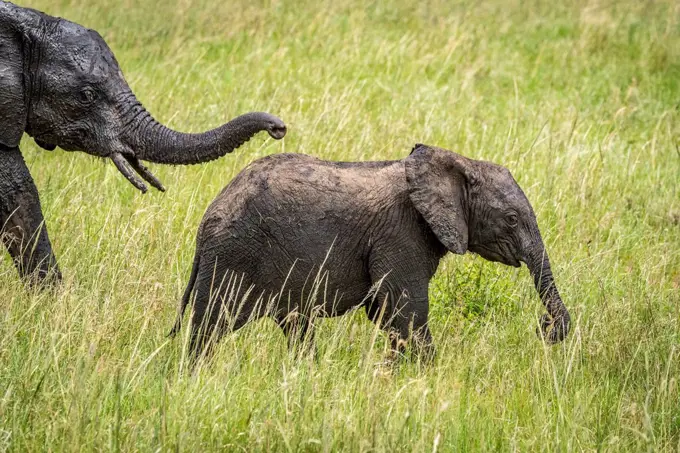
0,2,286,192
405,144,570,343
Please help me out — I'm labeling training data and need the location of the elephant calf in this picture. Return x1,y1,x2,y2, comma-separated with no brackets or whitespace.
170,144,570,359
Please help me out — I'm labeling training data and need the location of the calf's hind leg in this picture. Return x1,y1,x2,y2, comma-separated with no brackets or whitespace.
188,267,257,360
275,311,315,356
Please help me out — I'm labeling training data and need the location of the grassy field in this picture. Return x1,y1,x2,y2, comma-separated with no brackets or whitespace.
2,0,679,450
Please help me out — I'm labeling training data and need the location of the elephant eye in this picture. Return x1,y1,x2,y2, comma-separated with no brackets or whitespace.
79,87,97,104
506,213,518,227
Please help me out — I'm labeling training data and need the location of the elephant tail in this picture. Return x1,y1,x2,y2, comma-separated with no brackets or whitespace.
168,249,200,338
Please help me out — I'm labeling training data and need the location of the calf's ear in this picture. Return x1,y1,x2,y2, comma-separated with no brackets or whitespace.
405,144,476,255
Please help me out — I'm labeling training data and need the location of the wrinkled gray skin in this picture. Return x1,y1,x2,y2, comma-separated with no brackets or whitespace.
0,1,286,284
170,144,570,360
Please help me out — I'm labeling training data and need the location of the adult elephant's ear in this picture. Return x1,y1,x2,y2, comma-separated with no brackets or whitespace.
405,144,476,255
0,21,27,148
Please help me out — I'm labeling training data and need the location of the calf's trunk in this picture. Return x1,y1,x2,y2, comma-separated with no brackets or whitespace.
526,244,570,343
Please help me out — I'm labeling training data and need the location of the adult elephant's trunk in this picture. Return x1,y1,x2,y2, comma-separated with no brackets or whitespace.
525,242,570,343
127,109,287,165
110,93,286,192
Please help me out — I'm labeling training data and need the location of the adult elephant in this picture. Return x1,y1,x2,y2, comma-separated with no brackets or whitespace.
0,1,286,284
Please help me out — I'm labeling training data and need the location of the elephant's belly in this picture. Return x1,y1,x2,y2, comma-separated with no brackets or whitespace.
211,237,372,318
254,258,372,318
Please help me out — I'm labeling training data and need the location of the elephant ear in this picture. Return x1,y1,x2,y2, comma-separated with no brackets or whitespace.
405,144,476,255
0,24,27,148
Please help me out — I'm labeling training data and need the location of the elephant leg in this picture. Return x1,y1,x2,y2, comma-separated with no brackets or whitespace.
367,272,435,362
188,280,225,361
385,295,434,362
188,269,253,362
276,311,315,356
0,147,61,284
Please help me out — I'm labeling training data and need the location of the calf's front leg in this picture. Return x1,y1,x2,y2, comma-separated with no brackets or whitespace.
366,270,435,362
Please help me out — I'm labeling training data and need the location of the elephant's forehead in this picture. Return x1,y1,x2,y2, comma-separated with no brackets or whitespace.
55,19,94,42
479,163,528,206
50,22,118,77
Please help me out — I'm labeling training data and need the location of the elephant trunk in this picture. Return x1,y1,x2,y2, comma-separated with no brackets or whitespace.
525,242,570,343
119,94,286,166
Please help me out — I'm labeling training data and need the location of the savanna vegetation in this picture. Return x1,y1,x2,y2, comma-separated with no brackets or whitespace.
1,0,679,450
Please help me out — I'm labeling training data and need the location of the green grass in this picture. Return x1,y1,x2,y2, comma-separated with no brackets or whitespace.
2,0,680,450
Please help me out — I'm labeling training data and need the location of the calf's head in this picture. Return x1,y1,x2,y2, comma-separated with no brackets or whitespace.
405,144,570,343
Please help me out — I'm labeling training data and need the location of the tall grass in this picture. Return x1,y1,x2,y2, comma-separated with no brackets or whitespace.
1,0,679,450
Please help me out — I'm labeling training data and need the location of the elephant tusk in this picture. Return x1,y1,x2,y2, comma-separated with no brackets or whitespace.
111,152,148,193
123,155,166,192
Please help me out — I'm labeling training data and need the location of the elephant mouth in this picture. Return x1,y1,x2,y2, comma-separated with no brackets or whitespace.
31,130,81,152
33,138,57,151
31,131,58,145
473,244,521,268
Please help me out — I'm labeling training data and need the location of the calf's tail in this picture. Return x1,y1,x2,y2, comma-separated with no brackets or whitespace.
168,249,200,338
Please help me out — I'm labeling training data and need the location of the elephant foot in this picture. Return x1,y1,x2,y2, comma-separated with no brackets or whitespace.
386,329,435,365
1,228,62,288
